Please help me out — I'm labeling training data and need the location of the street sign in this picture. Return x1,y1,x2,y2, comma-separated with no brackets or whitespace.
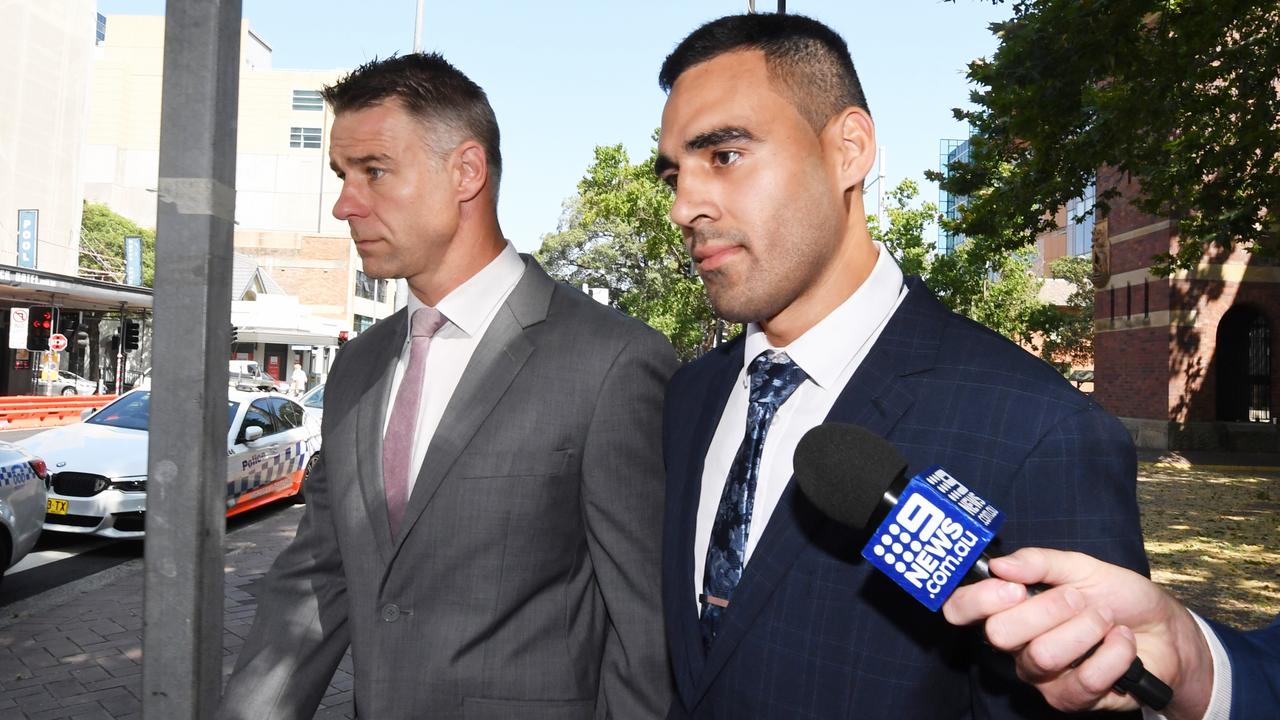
49,333,68,352
8,308,28,350
16,210,38,269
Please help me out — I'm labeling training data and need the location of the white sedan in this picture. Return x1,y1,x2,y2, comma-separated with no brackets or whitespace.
22,389,321,539
0,442,50,585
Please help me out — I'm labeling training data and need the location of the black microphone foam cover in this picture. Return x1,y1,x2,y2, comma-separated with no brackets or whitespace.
793,423,908,530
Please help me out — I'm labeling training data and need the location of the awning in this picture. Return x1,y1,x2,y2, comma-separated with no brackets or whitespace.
238,329,338,346
0,264,153,312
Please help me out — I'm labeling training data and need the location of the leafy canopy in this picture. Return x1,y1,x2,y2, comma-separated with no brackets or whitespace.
936,0,1279,274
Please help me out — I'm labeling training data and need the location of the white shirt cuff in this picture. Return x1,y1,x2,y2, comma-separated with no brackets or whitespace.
1140,612,1232,720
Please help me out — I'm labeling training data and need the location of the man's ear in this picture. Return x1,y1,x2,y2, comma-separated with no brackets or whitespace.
826,107,876,195
454,141,489,203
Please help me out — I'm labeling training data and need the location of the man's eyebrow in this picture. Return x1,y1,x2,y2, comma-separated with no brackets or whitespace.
330,153,392,173
686,126,758,151
653,127,758,177
654,153,675,177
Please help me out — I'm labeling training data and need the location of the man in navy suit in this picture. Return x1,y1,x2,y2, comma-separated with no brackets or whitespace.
654,13,1149,718
943,547,1280,720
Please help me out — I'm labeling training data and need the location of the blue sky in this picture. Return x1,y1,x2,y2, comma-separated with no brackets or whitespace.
97,0,1012,252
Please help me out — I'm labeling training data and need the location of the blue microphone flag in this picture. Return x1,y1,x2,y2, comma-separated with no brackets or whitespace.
861,465,1004,611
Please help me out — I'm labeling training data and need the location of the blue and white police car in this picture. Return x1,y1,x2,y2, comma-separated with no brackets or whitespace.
0,442,50,584
22,388,321,539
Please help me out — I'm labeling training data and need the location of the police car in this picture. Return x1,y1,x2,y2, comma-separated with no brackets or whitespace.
0,442,50,584
21,388,321,539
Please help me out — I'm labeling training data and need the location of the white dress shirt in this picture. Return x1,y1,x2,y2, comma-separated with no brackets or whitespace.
1142,613,1232,720
382,241,525,496
693,242,908,601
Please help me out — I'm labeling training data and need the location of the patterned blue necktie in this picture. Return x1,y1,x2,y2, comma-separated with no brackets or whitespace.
699,350,808,650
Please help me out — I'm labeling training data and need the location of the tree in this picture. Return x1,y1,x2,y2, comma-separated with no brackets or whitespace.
79,202,156,286
936,0,1280,274
1031,254,1095,373
537,141,718,359
873,179,1048,347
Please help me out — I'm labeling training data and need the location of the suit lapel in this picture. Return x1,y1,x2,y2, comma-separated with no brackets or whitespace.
355,307,408,566
390,257,552,550
689,279,945,705
671,341,742,697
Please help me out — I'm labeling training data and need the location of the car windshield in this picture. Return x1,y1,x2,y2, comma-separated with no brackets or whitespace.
302,385,324,409
87,391,239,432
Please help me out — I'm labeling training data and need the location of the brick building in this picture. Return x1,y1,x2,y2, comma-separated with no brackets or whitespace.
1092,167,1279,450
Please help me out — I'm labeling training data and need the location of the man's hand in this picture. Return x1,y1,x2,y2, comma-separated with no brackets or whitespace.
942,547,1214,719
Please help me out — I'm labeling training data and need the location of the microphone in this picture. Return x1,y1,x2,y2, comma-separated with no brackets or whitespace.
793,422,1173,711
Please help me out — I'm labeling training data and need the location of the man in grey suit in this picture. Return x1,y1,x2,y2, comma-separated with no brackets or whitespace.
217,53,676,720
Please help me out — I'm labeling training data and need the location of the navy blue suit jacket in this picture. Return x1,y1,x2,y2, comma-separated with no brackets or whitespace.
662,278,1150,719
1208,617,1280,719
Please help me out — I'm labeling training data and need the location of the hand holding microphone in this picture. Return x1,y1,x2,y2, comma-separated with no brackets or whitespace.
793,423,1179,713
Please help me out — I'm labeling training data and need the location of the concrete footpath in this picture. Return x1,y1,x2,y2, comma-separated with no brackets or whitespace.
0,505,354,720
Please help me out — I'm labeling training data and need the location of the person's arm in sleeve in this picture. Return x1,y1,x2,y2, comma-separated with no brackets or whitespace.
581,327,679,719
968,405,1151,718
217,416,352,718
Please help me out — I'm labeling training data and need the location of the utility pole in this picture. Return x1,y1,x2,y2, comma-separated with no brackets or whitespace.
143,0,241,717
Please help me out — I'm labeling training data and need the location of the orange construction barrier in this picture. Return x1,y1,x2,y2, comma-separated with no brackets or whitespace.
0,395,118,430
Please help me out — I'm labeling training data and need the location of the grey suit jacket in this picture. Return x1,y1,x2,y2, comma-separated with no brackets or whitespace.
218,257,677,720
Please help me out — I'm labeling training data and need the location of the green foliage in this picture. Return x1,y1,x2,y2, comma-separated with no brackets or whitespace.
537,139,717,360
1031,255,1095,372
936,0,1280,274
79,202,156,286
873,179,1047,345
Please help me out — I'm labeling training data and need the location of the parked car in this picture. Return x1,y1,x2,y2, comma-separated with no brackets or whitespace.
299,383,324,423
229,360,279,392
36,370,99,396
0,442,49,587
22,389,321,539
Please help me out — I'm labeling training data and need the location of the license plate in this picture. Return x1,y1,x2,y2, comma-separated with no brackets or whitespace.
47,498,68,514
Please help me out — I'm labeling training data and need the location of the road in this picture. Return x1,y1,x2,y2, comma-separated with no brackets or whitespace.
0,426,298,609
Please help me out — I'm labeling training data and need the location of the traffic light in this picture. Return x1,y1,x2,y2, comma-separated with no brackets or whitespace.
231,324,240,346
124,320,141,351
27,306,57,351
59,311,80,336
337,330,349,346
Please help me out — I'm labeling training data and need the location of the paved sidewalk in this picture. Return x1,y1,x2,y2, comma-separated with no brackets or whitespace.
0,504,353,719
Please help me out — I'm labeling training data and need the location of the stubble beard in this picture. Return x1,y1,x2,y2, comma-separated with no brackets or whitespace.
696,227,829,326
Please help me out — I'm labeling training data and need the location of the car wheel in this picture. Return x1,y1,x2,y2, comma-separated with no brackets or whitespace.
296,454,319,504
61,387,76,396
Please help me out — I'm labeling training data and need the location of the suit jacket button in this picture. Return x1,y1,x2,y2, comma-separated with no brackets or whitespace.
381,603,401,622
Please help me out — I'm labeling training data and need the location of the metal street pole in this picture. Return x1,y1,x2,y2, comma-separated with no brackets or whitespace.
414,0,426,51
144,0,241,717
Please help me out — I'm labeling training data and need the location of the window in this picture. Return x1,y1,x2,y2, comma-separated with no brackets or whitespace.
355,270,376,300
239,400,278,443
1066,181,1096,256
376,279,388,303
292,89,323,111
268,398,304,429
290,126,322,149
96,13,106,44
354,314,375,333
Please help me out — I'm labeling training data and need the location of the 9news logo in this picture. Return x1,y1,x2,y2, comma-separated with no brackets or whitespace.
861,468,1001,612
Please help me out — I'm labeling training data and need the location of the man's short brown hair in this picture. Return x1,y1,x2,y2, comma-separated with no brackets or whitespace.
322,53,502,194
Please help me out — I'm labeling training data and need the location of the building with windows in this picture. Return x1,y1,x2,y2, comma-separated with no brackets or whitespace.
1089,168,1280,451
936,138,970,255
79,14,396,382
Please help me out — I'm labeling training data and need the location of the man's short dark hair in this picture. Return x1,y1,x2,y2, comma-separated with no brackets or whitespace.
658,13,870,132
322,53,502,193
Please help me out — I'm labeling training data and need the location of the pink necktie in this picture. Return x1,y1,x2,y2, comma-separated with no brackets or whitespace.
383,307,447,537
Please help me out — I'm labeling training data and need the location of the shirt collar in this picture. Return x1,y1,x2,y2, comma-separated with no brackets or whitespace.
404,241,525,340
743,241,904,389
